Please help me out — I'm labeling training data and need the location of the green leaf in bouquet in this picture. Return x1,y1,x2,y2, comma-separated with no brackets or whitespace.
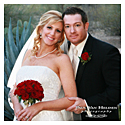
18,96,22,103
33,99,36,105
32,84,35,88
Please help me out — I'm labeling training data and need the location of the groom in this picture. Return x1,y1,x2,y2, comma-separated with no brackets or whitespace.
62,7,121,121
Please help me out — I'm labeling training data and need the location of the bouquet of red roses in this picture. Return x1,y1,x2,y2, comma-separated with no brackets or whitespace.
14,80,44,106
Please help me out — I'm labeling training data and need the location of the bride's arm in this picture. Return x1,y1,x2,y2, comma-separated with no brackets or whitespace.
17,54,77,121
9,83,23,117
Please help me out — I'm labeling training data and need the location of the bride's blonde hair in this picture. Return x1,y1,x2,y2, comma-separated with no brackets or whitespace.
31,10,65,56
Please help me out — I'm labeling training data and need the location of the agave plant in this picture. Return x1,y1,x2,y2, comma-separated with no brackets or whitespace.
4,17,32,120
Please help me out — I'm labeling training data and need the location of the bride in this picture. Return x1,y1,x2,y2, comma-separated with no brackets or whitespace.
9,10,77,121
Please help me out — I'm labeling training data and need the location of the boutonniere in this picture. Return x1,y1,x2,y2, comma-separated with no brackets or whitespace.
78,50,92,65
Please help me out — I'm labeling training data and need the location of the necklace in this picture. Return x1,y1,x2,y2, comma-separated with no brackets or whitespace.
35,48,57,59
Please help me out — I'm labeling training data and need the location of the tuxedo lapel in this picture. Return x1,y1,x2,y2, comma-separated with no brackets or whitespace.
76,34,93,84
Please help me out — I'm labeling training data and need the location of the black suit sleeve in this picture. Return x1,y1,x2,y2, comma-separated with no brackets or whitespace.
85,47,121,106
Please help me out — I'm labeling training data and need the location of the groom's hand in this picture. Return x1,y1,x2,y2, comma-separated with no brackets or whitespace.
66,97,86,114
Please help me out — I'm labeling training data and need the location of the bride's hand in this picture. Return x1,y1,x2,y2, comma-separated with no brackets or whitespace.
17,103,41,121
9,84,16,99
14,104,23,118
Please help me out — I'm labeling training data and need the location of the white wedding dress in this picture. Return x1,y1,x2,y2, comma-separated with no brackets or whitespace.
13,66,73,121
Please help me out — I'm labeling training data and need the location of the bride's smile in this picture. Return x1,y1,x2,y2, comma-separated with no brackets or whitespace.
47,36,55,41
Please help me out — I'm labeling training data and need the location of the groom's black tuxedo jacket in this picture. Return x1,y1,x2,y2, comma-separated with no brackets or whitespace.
68,34,121,121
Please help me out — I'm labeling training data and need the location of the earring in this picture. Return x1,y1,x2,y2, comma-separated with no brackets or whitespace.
40,33,42,38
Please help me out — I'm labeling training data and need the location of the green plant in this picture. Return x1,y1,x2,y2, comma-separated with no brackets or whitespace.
4,17,32,120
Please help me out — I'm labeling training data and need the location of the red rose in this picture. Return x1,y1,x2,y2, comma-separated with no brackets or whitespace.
14,89,18,95
21,92,29,100
26,87,34,93
38,93,44,101
30,90,39,99
30,90,44,101
33,83,41,91
14,88,26,96
26,83,34,93
17,82,25,88
81,52,89,61
39,86,44,92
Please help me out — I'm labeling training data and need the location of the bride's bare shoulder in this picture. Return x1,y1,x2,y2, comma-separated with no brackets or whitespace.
56,53,71,65
22,49,32,64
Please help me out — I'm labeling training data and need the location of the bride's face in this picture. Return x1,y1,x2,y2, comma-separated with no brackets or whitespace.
40,21,63,46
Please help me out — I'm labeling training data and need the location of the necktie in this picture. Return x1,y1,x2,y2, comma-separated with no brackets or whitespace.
72,47,78,77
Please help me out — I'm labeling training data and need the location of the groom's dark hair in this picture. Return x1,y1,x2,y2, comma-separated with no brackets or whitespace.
62,7,88,24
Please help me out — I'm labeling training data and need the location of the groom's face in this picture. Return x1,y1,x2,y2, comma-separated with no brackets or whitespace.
63,14,89,46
